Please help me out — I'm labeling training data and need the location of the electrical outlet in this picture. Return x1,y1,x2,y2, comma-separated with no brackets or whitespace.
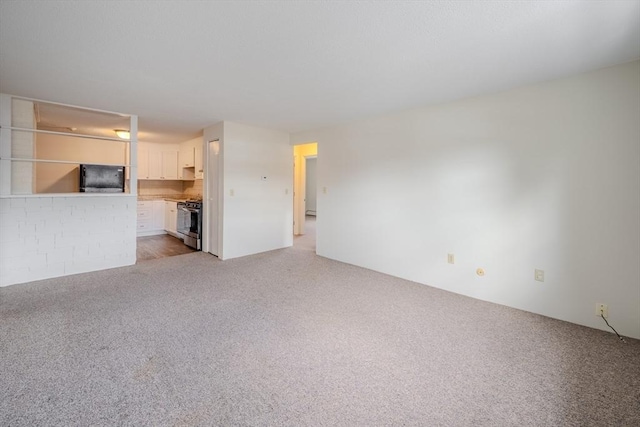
447,253,455,264
534,269,544,282
595,303,608,318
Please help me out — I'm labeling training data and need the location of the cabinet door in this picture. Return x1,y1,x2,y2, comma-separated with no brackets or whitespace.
180,145,195,168
148,149,162,179
170,206,178,234
195,146,203,179
152,200,165,230
137,201,152,235
164,201,178,234
138,146,149,179
162,150,178,180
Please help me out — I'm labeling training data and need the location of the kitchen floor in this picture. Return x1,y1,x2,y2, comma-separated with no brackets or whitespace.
136,234,195,262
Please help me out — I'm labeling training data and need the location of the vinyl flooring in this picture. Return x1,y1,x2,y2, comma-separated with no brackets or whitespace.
136,234,196,262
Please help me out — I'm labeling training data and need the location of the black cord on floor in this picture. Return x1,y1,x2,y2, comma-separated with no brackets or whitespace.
601,314,626,342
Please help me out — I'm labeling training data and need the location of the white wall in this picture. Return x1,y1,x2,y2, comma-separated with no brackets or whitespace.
0,195,137,286
291,60,640,339
305,157,317,214
202,121,293,259
219,121,293,259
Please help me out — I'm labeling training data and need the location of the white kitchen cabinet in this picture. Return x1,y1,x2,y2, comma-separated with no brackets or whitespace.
138,142,179,181
164,200,178,237
161,150,178,180
137,200,166,236
195,146,203,179
147,149,162,179
141,148,178,180
136,201,152,234
180,144,195,168
152,200,165,229
178,137,203,181
179,167,194,181
178,168,195,181
138,146,149,179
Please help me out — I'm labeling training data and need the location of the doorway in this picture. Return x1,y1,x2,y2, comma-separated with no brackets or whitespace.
293,142,318,249
305,157,317,218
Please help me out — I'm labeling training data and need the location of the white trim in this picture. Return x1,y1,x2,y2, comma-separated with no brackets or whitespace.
1,125,130,142
6,94,130,117
0,193,136,199
1,158,131,166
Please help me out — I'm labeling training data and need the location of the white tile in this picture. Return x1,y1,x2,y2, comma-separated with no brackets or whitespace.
0,270,32,286
0,207,26,221
70,251,104,263
65,258,109,275
9,198,26,208
0,224,19,240
35,234,56,248
0,195,137,285
55,235,83,248
0,199,11,213
29,262,65,279
46,247,74,264
72,245,91,256
25,210,56,221
26,197,52,209
52,197,72,208
2,253,46,271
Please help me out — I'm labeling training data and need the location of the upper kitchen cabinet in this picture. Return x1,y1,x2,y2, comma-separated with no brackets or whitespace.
195,146,203,179
178,136,203,181
147,149,162,179
161,150,178,179
180,143,195,168
138,142,179,180
138,146,149,179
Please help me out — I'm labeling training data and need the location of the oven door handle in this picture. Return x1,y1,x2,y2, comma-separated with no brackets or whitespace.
180,207,199,213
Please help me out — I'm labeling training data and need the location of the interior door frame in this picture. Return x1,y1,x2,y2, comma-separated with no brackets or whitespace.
293,142,318,236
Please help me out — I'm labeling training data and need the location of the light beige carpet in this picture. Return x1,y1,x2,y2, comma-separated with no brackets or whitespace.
1,233,639,426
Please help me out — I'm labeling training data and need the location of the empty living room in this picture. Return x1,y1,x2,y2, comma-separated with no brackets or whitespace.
1,1,639,426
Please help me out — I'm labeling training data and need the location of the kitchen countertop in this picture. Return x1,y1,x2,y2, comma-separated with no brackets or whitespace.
137,194,199,202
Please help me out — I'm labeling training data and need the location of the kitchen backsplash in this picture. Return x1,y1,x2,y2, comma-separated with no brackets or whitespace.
138,179,202,198
183,180,203,198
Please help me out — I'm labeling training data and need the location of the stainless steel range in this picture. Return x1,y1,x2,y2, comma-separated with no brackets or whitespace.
177,200,202,250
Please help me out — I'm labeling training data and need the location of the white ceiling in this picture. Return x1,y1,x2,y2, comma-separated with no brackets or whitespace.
1,1,639,144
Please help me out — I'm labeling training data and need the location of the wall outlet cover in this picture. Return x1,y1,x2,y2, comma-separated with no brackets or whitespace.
595,303,608,318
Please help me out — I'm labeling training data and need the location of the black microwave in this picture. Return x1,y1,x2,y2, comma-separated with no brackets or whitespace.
79,164,125,193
